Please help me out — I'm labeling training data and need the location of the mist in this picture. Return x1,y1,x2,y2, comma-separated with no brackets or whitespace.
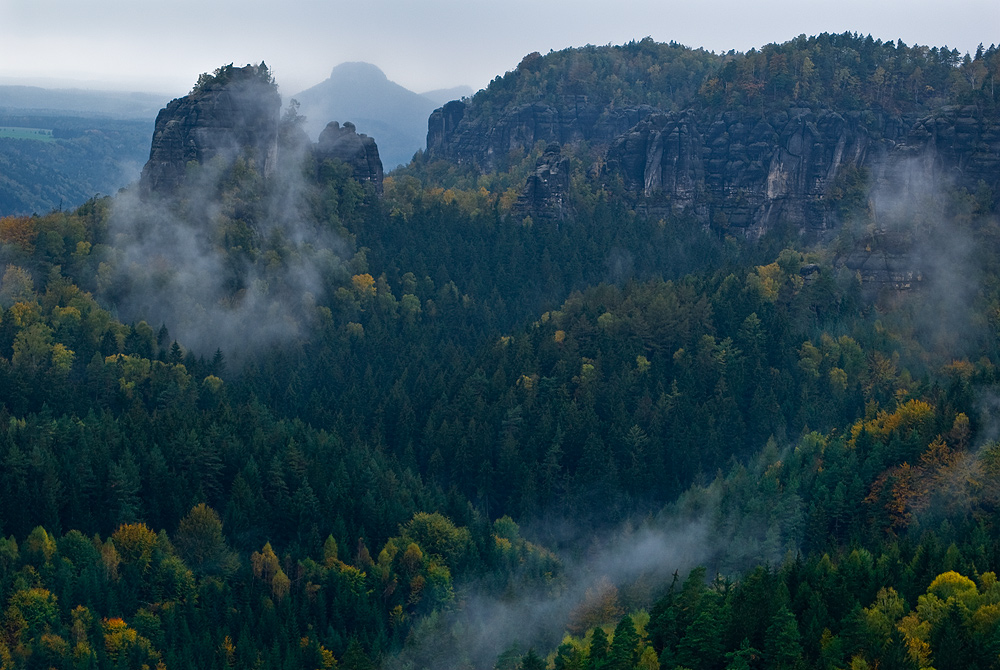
103,122,350,360
386,444,801,670
385,521,707,670
845,141,989,363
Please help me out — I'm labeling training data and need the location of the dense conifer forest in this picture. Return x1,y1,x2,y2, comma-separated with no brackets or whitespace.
0,33,999,670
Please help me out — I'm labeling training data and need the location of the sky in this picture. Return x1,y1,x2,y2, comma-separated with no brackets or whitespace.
2,0,997,98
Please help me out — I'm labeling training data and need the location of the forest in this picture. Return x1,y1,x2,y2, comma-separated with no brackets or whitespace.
0,32,998,670
0,114,152,217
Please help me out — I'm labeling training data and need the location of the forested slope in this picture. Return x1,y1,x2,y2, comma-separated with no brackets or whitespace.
0,115,153,217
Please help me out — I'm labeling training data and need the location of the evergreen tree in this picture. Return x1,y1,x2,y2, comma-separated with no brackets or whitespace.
763,606,802,670
108,449,142,526
674,602,725,670
590,627,610,670
724,639,761,670
521,648,547,670
608,614,639,670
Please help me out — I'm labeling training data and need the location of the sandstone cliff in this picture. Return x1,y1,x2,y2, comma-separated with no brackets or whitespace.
605,108,906,236
429,97,999,241
427,98,658,171
879,105,1000,200
139,63,385,198
140,64,281,195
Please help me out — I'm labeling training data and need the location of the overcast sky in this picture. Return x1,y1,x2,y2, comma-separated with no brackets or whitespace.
2,0,996,98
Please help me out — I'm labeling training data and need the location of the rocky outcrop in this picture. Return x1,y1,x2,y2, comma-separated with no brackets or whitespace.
314,121,384,195
139,64,386,198
427,97,658,171
140,64,281,195
431,90,999,244
605,108,907,235
512,143,570,223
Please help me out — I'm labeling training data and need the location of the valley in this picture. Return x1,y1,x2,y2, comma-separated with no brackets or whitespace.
0,33,997,670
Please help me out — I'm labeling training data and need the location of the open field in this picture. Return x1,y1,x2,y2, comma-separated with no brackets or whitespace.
0,126,54,141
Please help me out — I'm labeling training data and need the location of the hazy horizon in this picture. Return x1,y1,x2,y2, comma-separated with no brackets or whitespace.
2,0,996,99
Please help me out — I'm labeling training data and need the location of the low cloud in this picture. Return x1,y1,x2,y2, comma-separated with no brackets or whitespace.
387,465,798,670
103,136,348,359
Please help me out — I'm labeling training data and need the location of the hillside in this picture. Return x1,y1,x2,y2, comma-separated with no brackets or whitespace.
0,35,997,670
0,112,153,215
0,84,171,119
0,85,172,216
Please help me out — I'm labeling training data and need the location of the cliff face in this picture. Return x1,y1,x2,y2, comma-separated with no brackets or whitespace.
882,105,1000,198
606,108,906,235
314,121,384,195
426,98,659,171
837,106,1000,292
429,98,999,238
140,64,281,195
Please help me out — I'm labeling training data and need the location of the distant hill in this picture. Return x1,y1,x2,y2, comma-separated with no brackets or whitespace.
0,112,153,215
0,84,172,215
0,84,172,119
423,35,999,236
419,85,474,106
293,62,460,169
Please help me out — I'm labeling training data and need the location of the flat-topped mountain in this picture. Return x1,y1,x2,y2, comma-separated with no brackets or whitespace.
293,62,439,170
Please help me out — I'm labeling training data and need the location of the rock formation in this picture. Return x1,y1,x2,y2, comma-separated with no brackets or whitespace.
427,98,658,171
139,64,385,198
605,108,905,236
879,105,1000,201
140,64,281,195
512,143,571,223
831,107,1000,293
429,94,999,248
314,122,384,195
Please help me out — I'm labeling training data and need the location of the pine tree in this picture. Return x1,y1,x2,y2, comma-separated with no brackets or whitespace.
764,606,802,670
608,615,639,670
724,639,761,670
341,639,376,670
108,449,142,526
521,648,547,670
674,601,724,670
590,627,610,670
